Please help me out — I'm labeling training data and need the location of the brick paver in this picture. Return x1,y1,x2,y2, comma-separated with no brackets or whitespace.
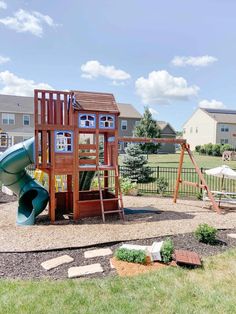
68,263,104,278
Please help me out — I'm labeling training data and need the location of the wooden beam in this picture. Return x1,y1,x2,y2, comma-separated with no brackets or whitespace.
180,180,206,189
185,144,221,213
118,137,186,144
173,144,185,203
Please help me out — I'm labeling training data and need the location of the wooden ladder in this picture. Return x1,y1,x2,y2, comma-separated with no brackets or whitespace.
97,166,124,222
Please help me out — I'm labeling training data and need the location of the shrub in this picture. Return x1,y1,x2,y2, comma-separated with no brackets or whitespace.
195,145,201,153
212,144,221,156
120,177,138,195
220,144,234,155
156,177,168,195
194,224,217,244
115,248,146,264
160,238,174,263
196,192,203,200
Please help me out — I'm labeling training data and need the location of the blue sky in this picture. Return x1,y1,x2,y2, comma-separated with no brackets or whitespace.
0,0,236,130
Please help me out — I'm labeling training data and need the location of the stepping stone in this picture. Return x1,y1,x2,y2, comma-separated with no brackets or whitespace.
84,248,112,258
68,263,103,278
110,259,115,269
41,255,74,271
227,233,236,239
174,250,201,267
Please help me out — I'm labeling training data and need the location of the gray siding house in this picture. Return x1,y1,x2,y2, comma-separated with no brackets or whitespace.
117,103,142,152
0,94,34,151
157,121,176,153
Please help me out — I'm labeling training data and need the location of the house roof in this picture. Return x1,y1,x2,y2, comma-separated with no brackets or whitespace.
73,91,119,113
0,94,34,114
117,103,142,119
201,108,236,123
156,121,176,134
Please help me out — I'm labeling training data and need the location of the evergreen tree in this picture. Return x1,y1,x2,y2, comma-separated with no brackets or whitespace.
122,144,153,183
135,106,160,154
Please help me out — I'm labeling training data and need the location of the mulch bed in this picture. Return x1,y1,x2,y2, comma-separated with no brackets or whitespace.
0,229,236,280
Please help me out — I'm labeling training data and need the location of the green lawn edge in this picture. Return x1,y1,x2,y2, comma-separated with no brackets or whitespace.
1,249,236,314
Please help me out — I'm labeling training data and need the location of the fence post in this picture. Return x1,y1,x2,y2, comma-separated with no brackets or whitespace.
200,167,203,195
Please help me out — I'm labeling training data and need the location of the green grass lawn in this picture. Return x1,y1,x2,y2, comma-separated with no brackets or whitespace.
120,152,236,169
1,249,236,314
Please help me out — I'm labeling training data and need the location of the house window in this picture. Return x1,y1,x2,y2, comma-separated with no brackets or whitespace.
121,120,127,130
221,125,229,132
55,131,73,153
190,127,193,133
78,114,96,128
196,127,198,133
2,113,15,125
183,128,186,134
220,139,229,145
23,115,30,126
0,133,8,147
135,120,140,126
99,115,115,129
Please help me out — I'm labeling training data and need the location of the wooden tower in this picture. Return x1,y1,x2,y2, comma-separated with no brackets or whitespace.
34,89,124,223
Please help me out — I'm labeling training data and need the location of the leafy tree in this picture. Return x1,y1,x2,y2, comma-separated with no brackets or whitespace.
135,106,160,154
122,144,153,183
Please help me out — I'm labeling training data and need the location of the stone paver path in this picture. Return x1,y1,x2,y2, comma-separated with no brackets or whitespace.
41,255,74,271
84,248,112,258
68,263,104,278
227,233,236,239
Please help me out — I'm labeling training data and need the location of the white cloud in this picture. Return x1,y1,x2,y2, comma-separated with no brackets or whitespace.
0,70,53,96
149,107,159,116
171,55,218,67
81,60,131,81
0,1,7,9
0,9,58,37
0,55,10,64
199,99,226,109
135,70,199,104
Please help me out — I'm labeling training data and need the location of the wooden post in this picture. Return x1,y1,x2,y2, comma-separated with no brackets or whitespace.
73,130,79,220
173,144,185,203
185,144,221,213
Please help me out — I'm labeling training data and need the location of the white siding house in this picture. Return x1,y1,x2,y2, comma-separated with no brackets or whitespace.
183,108,236,150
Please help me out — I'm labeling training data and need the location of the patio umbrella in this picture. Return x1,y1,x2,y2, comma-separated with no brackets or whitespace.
205,165,236,190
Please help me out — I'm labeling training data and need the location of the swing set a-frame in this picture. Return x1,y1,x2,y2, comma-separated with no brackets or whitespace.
119,137,220,214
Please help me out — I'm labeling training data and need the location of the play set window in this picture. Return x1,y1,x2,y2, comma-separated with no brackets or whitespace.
55,131,73,153
79,114,96,128
99,115,115,129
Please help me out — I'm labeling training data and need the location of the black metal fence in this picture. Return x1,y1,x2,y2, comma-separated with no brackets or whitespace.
119,166,236,197
1,165,235,198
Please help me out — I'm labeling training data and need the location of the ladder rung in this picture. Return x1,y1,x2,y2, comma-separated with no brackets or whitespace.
102,198,120,201
104,210,123,214
79,152,97,157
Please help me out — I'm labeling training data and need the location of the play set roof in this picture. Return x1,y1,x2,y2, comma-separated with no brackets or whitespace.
72,90,120,114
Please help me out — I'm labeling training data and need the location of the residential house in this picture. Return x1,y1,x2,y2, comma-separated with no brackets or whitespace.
183,108,236,150
117,103,142,152
0,94,34,151
156,121,176,153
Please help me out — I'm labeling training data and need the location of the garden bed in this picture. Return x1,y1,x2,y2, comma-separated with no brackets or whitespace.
0,229,235,280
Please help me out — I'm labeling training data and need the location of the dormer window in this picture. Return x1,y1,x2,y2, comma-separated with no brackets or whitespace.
79,114,96,128
99,115,115,129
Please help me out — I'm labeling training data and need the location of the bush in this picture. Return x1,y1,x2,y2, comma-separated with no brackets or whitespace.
160,238,174,263
194,224,217,244
156,177,168,195
220,144,234,155
195,145,201,153
115,248,146,264
120,177,138,195
196,192,203,200
212,144,221,156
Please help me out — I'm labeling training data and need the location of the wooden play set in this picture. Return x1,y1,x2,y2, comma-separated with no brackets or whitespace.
34,89,220,223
